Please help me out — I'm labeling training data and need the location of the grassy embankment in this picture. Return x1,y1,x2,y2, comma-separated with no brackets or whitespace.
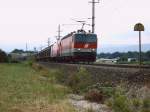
50,64,150,112
0,63,76,112
0,62,149,112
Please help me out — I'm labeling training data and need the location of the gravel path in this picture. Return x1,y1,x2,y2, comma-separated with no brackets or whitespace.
68,94,112,112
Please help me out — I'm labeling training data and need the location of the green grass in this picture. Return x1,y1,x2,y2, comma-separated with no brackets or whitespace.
116,61,150,65
105,86,150,112
143,61,150,65
0,63,75,112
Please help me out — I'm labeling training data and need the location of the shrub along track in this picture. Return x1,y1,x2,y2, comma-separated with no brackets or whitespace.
38,62,150,112
38,62,150,87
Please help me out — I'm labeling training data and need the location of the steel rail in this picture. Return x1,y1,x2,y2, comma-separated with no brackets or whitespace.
38,62,150,69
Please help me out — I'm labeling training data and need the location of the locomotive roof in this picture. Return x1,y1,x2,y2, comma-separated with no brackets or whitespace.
61,30,96,40
39,46,51,53
61,32,75,40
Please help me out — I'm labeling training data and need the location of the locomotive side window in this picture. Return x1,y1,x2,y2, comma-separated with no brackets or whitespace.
74,34,97,43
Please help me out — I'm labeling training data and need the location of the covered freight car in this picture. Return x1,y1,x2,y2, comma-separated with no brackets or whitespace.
36,46,51,61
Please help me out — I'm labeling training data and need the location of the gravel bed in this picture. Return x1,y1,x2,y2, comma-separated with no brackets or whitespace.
68,94,112,112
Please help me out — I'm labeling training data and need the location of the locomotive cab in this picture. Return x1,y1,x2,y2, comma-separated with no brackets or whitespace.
72,30,97,62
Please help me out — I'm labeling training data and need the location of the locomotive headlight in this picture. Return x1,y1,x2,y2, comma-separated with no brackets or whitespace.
92,49,95,51
78,48,81,51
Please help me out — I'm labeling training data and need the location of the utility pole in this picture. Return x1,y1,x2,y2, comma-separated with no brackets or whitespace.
58,24,61,40
48,38,50,47
34,47,36,53
56,24,62,41
40,45,43,51
89,0,100,33
26,43,28,52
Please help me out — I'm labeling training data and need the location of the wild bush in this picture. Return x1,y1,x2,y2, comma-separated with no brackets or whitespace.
105,86,150,112
32,63,43,71
141,99,150,112
87,83,115,98
0,49,8,62
84,89,104,103
66,73,80,89
113,95,131,112
54,68,68,84
132,98,142,109
66,67,92,93
107,86,131,112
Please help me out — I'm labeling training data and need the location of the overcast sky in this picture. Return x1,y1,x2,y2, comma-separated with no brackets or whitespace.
0,0,150,52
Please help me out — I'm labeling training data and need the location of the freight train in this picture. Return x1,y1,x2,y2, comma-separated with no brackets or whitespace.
35,29,98,63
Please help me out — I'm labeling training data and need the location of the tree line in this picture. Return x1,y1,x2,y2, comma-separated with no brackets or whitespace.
97,51,150,61
11,49,35,54
0,49,35,63
1,48,150,63
0,49,8,62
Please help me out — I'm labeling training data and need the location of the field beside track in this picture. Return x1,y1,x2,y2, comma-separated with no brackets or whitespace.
0,63,75,112
0,63,149,112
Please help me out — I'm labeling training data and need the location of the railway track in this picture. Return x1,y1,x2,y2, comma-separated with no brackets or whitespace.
38,62,150,88
39,62,150,69
88,63,150,69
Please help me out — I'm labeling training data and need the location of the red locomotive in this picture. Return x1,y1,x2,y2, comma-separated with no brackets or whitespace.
36,29,97,62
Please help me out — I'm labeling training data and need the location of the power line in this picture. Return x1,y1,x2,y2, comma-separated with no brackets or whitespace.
71,19,91,30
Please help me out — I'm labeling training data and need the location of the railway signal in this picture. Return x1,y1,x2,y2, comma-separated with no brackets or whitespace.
134,23,145,70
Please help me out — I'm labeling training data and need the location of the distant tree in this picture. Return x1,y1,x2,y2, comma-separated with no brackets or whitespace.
118,56,128,62
0,49,8,62
11,49,35,54
145,51,150,60
111,52,121,58
126,51,138,58
11,49,24,53
98,51,150,63
97,52,111,58
26,51,35,53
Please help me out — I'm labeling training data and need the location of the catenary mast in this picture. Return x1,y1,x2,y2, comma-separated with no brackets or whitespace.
89,0,99,33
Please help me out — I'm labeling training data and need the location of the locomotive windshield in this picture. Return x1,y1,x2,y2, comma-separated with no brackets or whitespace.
74,34,97,43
